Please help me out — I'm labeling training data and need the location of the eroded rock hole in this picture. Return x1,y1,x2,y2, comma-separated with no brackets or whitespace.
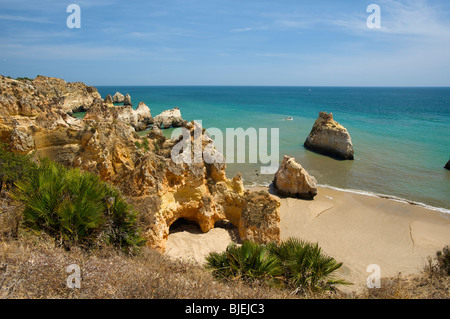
169,218,201,234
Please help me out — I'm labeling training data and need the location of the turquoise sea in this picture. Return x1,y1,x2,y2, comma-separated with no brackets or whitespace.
94,86,450,212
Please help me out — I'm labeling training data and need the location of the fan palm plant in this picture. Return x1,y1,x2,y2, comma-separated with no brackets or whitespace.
206,237,351,294
205,241,282,283
269,237,351,293
12,159,144,252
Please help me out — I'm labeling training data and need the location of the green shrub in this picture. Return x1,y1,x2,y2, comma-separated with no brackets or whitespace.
436,246,450,276
16,77,33,81
427,245,450,277
206,238,351,294
0,143,37,194
135,138,150,152
206,241,282,283
268,238,350,293
12,159,145,253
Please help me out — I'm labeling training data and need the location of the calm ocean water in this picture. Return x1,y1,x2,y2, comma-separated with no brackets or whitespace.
95,86,450,211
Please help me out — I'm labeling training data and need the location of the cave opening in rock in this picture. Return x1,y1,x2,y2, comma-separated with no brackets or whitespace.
169,218,202,235
168,218,240,240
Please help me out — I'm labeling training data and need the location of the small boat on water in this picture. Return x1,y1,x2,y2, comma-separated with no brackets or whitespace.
284,116,293,121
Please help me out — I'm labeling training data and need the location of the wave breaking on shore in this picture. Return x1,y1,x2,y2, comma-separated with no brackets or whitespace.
244,180,450,215
319,184,450,215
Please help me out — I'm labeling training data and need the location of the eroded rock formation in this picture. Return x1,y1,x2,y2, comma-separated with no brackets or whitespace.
104,94,114,106
274,155,318,199
304,111,354,160
0,75,281,251
0,75,100,116
84,100,153,131
153,107,186,129
124,93,132,106
113,92,124,103
32,75,101,114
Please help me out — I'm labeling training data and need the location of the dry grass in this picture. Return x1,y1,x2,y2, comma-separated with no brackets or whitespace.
1,192,448,299
0,232,299,299
348,255,449,299
0,193,22,240
0,190,295,299
351,273,449,299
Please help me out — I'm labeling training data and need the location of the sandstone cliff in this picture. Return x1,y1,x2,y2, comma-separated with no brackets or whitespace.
84,100,153,131
0,75,281,251
0,75,101,116
304,111,354,160
32,75,101,114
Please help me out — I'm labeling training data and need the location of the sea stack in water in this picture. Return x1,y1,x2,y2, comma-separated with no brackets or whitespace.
445,160,450,170
304,111,354,160
273,155,318,200
153,107,186,129
113,92,124,103
124,93,132,106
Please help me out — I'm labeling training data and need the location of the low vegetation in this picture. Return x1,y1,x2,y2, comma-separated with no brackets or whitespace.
12,159,145,253
134,138,150,152
0,143,37,195
1,144,144,253
206,238,351,295
358,246,450,299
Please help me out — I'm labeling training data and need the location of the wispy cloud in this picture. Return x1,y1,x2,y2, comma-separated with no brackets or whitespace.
377,0,450,37
231,26,269,32
230,0,450,39
0,14,54,24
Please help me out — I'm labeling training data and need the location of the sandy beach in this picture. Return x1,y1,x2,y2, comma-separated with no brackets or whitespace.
166,185,450,292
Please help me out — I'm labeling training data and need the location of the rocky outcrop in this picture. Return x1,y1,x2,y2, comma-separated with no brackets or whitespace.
153,107,186,129
445,160,450,170
124,93,132,106
273,155,318,199
0,75,100,116
0,75,281,252
104,94,113,106
135,102,153,129
32,75,101,114
84,101,153,131
113,92,124,103
129,124,281,251
304,111,354,160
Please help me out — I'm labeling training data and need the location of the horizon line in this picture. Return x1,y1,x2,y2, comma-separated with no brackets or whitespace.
93,84,450,88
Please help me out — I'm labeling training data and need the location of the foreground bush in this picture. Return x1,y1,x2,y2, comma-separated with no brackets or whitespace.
426,245,450,277
206,241,282,282
206,238,351,294
268,238,350,293
12,159,145,253
0,143,37,194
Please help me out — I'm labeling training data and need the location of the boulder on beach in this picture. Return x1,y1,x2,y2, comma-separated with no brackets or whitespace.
445,160,450,170
153,107,186,129
113,92,124,103
273,155,318,200
304,111,354,160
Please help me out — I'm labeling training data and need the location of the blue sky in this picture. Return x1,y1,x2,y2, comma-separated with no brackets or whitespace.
0,0,449,86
